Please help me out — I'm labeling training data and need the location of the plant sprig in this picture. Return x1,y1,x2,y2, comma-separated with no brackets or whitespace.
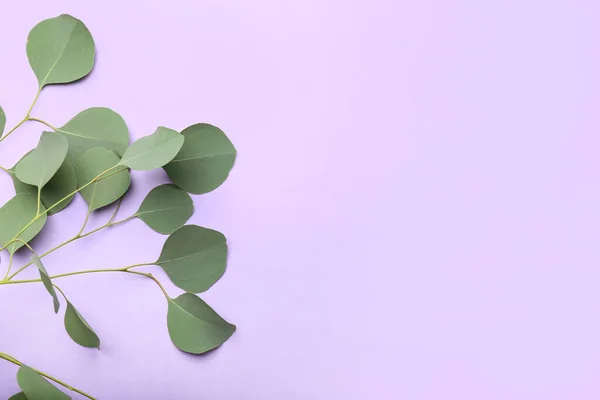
0,14,237,399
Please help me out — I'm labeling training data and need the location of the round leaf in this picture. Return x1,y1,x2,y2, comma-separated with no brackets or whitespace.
75,148,130,211
15,132,68,188
17,365,70,400
32,255,60,313
0,106,5,136
163,123,236,194
119,127,184,170
156,225,227,293
136,184,193,234
12,159,77,215
0,193,47,254
26,14,95,87
57,107,129,165
65,301,100,349
8,392,28,400
167,293,236,354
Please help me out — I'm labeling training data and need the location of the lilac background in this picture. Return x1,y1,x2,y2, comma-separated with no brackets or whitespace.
0,0,600,399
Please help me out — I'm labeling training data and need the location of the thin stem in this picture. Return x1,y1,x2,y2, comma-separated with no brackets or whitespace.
78,202,94,237
0,165,11,174
3,252,14,280
25,87,42,117
108,198,123,224
28,116,57,131
2,266,166,299
0,88,43,145
36,186,42,215
0,118,27,144
0,352,95,399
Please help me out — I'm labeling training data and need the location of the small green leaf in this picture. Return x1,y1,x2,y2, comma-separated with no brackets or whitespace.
156,225,227,293
0,106,6,136
17,365,70,400
57,107,129,165
32,255,60,313
75,148,130,211
163,123,236,194
26,14,94,88
64,301,100,349
12,158,77,215
119,127,184,170
136,184,193,234
8,392,28,400
15,132,68,189
0,193,47,254
167,293,236,354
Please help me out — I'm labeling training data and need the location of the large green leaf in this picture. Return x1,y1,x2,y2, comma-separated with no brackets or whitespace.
118,127,184,170
75,148,130,211
26,14,94,88
0,193,47,254
12,158,77,215
163,123,236,194
0,105,5,136
32,255,60,313
15,132,68,189
8,392,27,400
156,225,227,293
17,365,70,400
56,108,129,165
167,293,236,354
136,185,193,234
64,301,100,349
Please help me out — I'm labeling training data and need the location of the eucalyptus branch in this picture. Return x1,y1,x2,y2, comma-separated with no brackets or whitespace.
0,352,95,399
0,14,237,397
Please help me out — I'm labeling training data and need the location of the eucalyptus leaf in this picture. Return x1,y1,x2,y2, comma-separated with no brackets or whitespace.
32,255,60,313
0,106,5,136
12,158,77,215
75,148,130,211
8,392,27,400
64,301,100,349
0,193,47,254
163,123,236,194
119,127,184,170
15,132,68,188
26,14,94,88
156,225,227,293
57,107,129,165
17,365,70,400
136,185,193,234
167,293,236,354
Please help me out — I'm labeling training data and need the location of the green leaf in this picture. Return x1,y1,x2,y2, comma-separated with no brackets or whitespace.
12,158,77,215
167,293,236,354
0,106,5,136
15,132,68,189
32,255,60,313
136,184,193,234
17,365,70,400
0,193,47,254
64,301,100,349
163,123,236,194
26,14,94,88
156,225,227,293
8,392,28,400
118,127,184,170
75,148,130,211
57,107,129,165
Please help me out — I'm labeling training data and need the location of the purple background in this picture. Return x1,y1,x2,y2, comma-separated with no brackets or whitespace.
1,0,600,399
